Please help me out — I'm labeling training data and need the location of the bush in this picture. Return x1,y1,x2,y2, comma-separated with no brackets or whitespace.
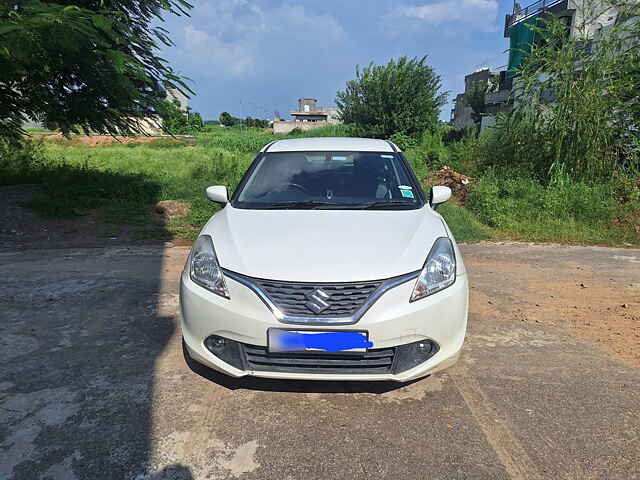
389,132,417,151
0,139,50,184
465,168,635,243
336,56,446,139
158,100,205,135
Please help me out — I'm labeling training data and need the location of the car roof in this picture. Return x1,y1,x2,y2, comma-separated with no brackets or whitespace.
261,137,400,153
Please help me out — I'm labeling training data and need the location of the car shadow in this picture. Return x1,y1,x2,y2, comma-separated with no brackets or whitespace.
182,344,422,394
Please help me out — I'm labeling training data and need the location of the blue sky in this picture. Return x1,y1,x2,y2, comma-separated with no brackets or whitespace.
160,0,515,121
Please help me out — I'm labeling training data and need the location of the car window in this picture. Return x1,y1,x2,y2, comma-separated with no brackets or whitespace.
234,151,423,209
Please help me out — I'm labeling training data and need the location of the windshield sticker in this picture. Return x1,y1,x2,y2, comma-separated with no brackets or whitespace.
331,156,348,161
380,154,394,159
400,188,415,199
398,185,413,190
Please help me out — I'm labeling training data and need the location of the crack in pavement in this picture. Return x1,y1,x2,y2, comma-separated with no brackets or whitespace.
450,361,543,480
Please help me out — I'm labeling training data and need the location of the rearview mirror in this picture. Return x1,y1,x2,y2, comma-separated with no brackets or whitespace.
206,185,228,205
430,186,451,209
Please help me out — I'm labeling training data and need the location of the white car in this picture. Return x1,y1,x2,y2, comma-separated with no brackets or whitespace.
180,137,468,382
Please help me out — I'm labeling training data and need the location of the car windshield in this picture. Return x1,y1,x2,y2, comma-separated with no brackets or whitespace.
233,151,423,210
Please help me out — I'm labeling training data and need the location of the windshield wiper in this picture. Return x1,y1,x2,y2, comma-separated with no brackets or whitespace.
266,201,343,209
354,200,418,210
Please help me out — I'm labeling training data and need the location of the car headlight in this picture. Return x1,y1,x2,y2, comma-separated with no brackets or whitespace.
410,237,456,302
189,235,229,299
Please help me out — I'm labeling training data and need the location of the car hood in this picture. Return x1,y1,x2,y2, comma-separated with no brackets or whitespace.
201,205,448,282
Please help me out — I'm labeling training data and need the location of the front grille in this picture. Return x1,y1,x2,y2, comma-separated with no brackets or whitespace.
243,344,395,374
253,279,382,317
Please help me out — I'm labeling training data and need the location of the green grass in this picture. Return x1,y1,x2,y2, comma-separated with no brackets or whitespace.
38,143,254,236
25,128,57,134
1,129,637,246
465,170,639,245
438,202,492,243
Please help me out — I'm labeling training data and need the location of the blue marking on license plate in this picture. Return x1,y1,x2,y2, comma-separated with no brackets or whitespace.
271,331,372,352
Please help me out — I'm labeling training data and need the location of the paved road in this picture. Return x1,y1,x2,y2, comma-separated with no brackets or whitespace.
1,244,638,479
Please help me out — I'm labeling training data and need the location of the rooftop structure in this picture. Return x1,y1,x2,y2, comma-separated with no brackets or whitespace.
290,98,339,123
503,0,628,77
272,97,341,134
504,0,567,34
504,0,574,77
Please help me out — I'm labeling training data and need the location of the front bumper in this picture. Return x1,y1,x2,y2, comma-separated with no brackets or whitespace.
180,270,468,382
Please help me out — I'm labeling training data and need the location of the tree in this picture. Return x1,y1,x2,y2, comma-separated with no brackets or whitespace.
0,0,192,140
158,99,204,134
336,56,447,139
243,116,268,128
219,112,238,127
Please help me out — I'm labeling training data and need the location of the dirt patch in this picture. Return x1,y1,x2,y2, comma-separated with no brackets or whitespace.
545,282,640,366
466,250,640,366
152,201,191,221
426,166,472,204
32,133,193,147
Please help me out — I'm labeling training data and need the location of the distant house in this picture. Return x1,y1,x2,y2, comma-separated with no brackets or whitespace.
273,98,341,134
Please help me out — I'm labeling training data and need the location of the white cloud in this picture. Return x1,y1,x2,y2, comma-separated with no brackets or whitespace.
171,1,346,78
182,25,256,75
392,0,498,31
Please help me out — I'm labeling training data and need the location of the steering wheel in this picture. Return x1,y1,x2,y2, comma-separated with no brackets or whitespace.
284,183,310,194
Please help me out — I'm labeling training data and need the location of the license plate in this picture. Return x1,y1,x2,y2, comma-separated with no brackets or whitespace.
268,329,372,353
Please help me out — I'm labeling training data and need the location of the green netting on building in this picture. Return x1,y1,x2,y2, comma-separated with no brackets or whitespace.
507,15,540,78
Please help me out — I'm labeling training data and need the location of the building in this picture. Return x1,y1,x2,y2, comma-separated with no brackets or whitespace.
452,0,632,130
166,88,188,111
504,0,632,76
451,68,513,130
21,87,188,134
273,98,341,134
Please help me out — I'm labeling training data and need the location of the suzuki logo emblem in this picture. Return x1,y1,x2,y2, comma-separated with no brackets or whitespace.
305,288,331,314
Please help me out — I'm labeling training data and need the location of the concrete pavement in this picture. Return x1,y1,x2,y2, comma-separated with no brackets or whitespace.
1,243,638,479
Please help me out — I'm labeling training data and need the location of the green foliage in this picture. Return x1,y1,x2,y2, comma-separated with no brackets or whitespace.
437,202,491,243
2,126,637,246
158,100,204,135
466,168,638,244
243,117,269,128
219,112,240,127
336,56,447,139
402,124,480,177
389,132,418,151
198,123,355,153
0,139,49,183
0,0,192,140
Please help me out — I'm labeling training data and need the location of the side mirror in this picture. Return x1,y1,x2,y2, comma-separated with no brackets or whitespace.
206,185,228,205
430,186,451,209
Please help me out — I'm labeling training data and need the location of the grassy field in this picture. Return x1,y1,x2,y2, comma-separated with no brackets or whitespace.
1,126,637,245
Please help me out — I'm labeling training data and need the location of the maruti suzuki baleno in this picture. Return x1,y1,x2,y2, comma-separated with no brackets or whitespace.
180,137,468,382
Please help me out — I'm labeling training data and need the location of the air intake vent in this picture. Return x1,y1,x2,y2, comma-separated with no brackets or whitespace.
243,344,395,374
